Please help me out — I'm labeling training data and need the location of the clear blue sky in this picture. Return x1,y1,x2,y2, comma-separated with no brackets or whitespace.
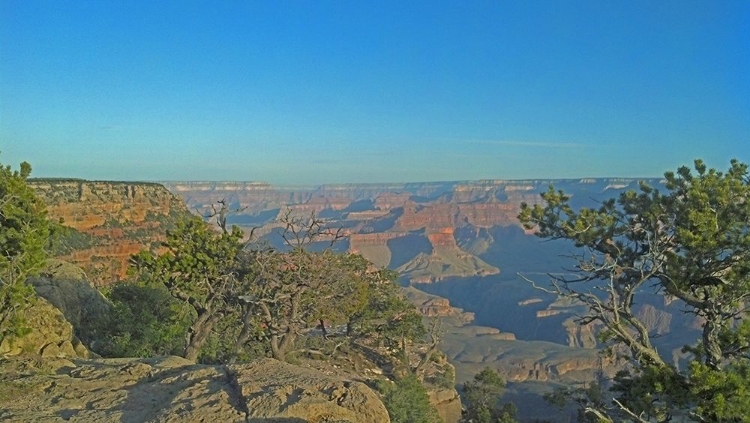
1,1,748,184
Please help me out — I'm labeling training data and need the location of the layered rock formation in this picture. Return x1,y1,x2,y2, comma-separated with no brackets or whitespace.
163,178,659,226
394,202,520,232
402,286,611,386
403,286,476,325
31,179,191,285
32,180,178,229
163,178,658,288
349,233,406,268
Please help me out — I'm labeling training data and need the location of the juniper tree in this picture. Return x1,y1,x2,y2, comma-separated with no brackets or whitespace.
463,367,517,423
130,216,246,361
0,159,50,346
240,210,428,363
519,159,750,421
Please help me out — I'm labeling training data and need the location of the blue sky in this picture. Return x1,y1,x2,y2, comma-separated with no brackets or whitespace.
1,1,748,184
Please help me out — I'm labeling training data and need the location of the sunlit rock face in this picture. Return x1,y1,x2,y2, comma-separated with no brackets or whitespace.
0,357,390,423
31,179,190,285
0,296,93,359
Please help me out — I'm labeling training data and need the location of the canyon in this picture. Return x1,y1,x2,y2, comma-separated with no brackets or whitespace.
161,177,706,421
33,176,701,421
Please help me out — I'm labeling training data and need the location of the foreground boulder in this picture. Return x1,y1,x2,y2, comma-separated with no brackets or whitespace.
0,356,390,423
29,259,111,336
0,296,92,359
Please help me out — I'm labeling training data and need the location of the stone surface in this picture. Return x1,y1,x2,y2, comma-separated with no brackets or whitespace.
403,286,476,325
234,358,389,422
429,386,463,423
29,259,111,332
0,356,390,423
0,297,92,359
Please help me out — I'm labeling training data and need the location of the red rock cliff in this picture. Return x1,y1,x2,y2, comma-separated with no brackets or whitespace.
31,180,190,285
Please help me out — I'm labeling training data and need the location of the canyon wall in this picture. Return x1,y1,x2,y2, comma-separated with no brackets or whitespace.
31,179,191,285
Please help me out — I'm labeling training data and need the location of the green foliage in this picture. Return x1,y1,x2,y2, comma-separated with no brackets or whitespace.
48,224,97,255
144,208,191,232
245,212,426,362
312,253,385,327
687,360,750,421
0,159,50,345
339,263,427,349
244,244,346,361
195,313,267,364
380,297,427,346
433,364,456,389
463,367,517,423
377,374,442,423
544,383,607,423
519,159,750,421
133,216,245,307
117,209,427,365
93,281,190,358
130,215,247,361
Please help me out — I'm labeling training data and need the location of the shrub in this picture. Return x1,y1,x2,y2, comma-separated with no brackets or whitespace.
377,375,442,423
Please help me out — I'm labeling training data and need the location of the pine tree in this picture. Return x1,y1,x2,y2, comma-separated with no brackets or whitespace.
519,159,750,421
0,159,50,345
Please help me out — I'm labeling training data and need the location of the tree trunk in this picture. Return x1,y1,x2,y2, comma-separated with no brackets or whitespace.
319,319,328,339
400,334,409,366
184,312,222,362
269,326,298,362
270,334,285,362
279,328,297,361
230,307,255,364
702,311,723,370
413,339,440,377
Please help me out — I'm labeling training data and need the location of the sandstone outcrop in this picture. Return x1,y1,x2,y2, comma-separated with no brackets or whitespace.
429,384,462,423
163,181,465,215
31,179,190,285
32,180,182,231
373,192,411,210
0,296,92,359
440,333,614,384
396,247,499,283
236,358,389,422
0,356,389,423
28,259,110,334
394,202,524,232
403,286,476,325
562,317,599,349
163,179,657,236
348,232,406,250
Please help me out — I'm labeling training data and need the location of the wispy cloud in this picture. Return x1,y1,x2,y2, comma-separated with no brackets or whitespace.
466,139,586,149
98,125,124,132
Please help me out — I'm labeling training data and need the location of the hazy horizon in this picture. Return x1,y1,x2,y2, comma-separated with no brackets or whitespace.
2,2,749,184
28,175,669,188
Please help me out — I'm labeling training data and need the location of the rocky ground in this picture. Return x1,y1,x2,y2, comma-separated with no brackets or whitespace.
0,356,389,423
0,259,462,423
